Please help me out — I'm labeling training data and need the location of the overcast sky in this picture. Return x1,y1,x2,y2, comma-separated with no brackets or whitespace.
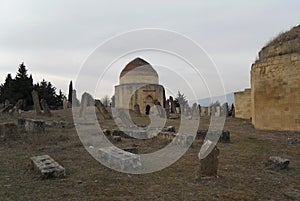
1,0,299,100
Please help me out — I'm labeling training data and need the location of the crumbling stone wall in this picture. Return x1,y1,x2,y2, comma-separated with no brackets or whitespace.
251,51,300,131
234,89,251,119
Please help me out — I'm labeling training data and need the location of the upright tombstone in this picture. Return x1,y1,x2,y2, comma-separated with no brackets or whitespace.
32,90,42,115
170,96,176,114
165,99,170,118
134,104,141,116
4,100,10,107
72,89,80,107
196,146,220,180
95,99,112,119
192,103,199,118
198,104,201,117
153,99,164,117
63,97,68,110
40,99,52,116
79,92,88,118
15,99,24,111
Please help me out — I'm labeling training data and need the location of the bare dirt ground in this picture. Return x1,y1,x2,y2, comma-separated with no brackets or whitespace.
0,109,299,201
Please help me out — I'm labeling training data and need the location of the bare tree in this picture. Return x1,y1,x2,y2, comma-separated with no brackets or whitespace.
101,95,111,107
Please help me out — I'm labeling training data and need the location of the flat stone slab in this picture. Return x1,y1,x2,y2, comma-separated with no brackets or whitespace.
99,146,141,171
31,155,65,178
123,147,138,154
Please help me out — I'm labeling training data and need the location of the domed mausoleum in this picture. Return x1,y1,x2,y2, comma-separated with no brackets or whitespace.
114,58,165,114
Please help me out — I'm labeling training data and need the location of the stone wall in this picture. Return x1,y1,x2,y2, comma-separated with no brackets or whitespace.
251,53,300,131
234,89,251,119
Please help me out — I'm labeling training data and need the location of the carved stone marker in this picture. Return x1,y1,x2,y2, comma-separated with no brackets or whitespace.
98,146,141,171
31,155,65,178
165,99,170,118
32,90,42,115
95,99,112,119
79,93,88,118
14,99,24,111
63,97,68,110
196,146,220,179
40,99,51,116
170,96,176,114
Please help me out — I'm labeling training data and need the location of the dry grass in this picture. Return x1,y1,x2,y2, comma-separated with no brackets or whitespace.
0,109,299,200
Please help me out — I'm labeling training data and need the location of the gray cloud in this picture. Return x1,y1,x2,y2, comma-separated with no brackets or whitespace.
1,0,300,100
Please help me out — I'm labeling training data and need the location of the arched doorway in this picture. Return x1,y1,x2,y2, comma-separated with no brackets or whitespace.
146,105,151,115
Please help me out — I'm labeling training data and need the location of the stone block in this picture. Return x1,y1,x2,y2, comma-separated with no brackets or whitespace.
265,156,290,171
0,122,18,137
162,126,176,133
123,147,138,154
98,146,141,171
173,134,194,147
31,155,65,178
25,119,45,133
196,146,220,180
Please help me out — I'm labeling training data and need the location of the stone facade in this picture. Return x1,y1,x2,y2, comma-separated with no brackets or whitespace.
251,53,300,131
234,89,251,119
114,58,165,115
236,25,300,131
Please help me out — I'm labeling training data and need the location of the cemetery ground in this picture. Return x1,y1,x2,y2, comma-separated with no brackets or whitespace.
0,109,299,201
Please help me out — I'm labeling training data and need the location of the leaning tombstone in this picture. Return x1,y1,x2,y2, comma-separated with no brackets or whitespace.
1,104,13,113
32,90,42,115
40,99,51,116
95,99,112,119
196,146,220,180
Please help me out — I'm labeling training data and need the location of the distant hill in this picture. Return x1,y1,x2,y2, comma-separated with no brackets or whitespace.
190,92,235,107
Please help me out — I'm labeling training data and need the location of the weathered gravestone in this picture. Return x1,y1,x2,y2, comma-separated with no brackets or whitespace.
14,99,24,113
196,146,220,180
40,99,51,116
192,103,199,118
32,90,42,115
63,97,68,110
79,93,88,118
95,99,112,119
153,100,165,117
165,99,170,118
170,96,176,114
24,119,45,133
31,155,65,178
98,146,141,171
